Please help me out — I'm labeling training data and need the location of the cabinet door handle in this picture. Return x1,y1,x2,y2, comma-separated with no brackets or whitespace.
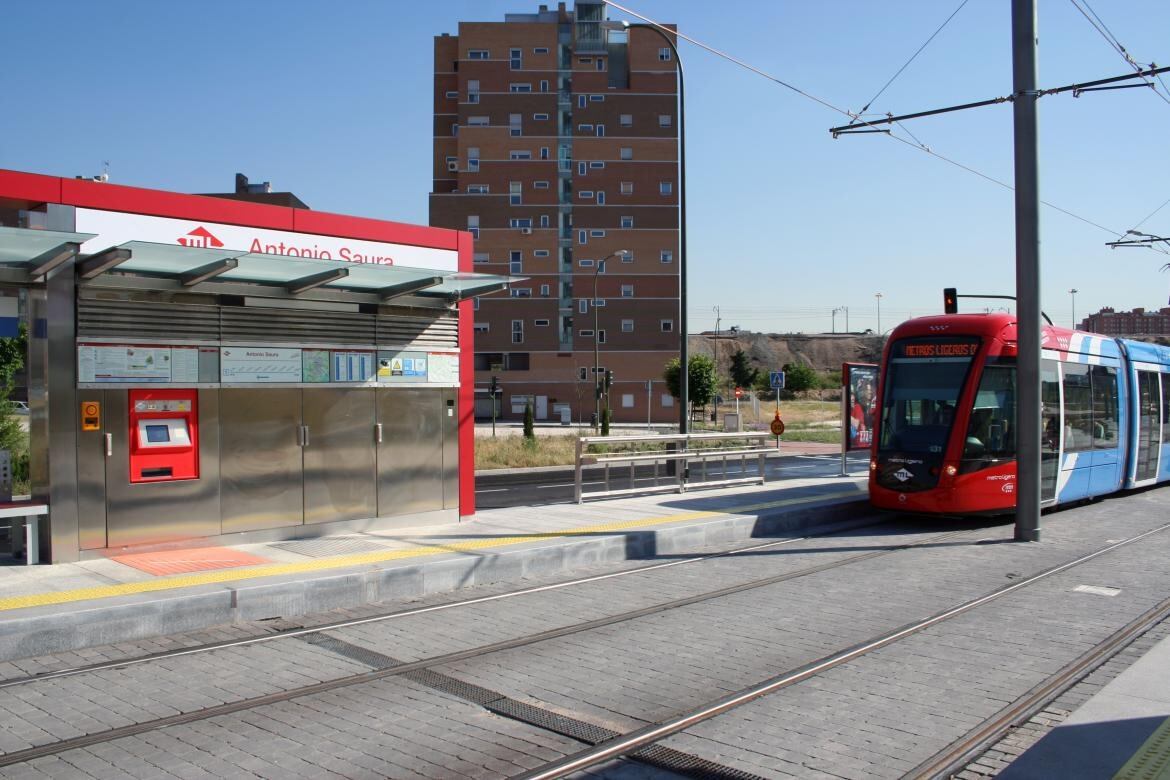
299,425,310,447
104,433,112,457
375,423,383,444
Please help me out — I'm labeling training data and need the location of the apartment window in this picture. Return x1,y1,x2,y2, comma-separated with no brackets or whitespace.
590,230,606,237
577,124,594,133
445,90,458,99
596,124,605,137
539,79,549,92
579,329,595,337
467,80,480,103
579,229,587,244
511,320,524,344
589,161,605,169
473,323,490,333
579,190,594,199
621,284,634,297
539,285,550,297
621,249,634,262
534,249,550,257
579,259,595,268
510,48,522,69
473,297,480,311
533,113,549,120
578,161,587,175
510,250,522,274
660,250,673,263
579,299,589,313
597,329,607,343
535,47,549,55
510,181,522,205
510,150,532,160
578,367,589,381
540,147,549,160
578,95,587,108
597,191,606,205
533,181,549,191
596,58,606,71
578,57,593,64
467,184,489,194
660,181,673,195
535,318,550,326
510,288,532,298
510,83,532,92
539,214,549,228
620,216,634,228
661,319,674,332
468,116,489,127
508,218,533,228
659,47,672,61
473,252,489,265
619,114,633,127
468,49,489,59
620,147,633,160
620,181,633,195
621,319,634,333
659,114,672,127
468,147,480,171
467,216,479,239
590,94,604,102
510,113,522,136
451,123,458,136
661,394,674,407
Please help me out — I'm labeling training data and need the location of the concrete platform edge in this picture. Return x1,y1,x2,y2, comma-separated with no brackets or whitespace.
0,497,872,663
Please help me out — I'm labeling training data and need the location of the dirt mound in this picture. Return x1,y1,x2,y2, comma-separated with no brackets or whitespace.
691,332,884,376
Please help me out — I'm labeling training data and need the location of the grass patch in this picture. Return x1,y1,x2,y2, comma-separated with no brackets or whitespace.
476,434,581,470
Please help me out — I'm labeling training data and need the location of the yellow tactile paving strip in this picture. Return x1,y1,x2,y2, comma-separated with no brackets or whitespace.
1114,716,1170,779
0,485,864,613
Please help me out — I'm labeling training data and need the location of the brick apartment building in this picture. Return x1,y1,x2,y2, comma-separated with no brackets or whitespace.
430,1,681,423
1079,307,1170,337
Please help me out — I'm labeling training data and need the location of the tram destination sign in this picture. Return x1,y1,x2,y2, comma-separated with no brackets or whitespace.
895,340,979,359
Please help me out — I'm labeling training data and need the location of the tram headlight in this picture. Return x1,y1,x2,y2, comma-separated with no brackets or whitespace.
944,464,958,477
870,458,878,472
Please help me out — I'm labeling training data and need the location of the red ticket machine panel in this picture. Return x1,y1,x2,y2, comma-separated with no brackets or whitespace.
128,389,199,483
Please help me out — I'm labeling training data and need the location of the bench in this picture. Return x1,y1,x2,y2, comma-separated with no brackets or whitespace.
1,503,50,565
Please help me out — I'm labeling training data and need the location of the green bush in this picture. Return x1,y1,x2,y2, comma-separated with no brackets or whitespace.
523,401,535,442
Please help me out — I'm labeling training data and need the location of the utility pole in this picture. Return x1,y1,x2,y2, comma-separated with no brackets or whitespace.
1013,0,1042,542
1069,288,1078,329
712,305,721,412
875,292,882,334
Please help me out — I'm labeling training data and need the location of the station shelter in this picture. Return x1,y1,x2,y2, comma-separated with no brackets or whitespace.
0,168,508,563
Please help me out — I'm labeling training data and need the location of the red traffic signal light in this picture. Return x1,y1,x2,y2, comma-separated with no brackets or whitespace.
943,288,958,314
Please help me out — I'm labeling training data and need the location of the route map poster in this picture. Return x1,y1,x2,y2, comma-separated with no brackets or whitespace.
220,347,302,383
844,362,878,451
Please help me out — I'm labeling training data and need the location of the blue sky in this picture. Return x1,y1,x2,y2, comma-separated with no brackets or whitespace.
2,1,1168,334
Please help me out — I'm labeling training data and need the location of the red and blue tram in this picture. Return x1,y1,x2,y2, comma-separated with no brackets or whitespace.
869,313,1170,515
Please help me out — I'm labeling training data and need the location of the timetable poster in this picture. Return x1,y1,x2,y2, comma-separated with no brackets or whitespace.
331,351,375,382
220,347,302,383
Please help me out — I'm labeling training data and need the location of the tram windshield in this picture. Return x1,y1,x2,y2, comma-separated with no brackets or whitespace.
878,337,980,454
962,358,1016,462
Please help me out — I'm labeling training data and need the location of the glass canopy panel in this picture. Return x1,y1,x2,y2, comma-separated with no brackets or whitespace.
110,241,242,275
220,252,354,284
319,262,450,291
420,273,517,297
0,227,97,266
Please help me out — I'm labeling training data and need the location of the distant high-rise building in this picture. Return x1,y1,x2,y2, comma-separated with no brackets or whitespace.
1080,307,1170,337
430,1,681,423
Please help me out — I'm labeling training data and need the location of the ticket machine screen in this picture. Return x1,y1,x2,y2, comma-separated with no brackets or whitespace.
128,390,199,482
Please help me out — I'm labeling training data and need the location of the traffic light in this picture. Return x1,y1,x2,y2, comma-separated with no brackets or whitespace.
605,370,614,391
943,288,958,314
490,375,499,395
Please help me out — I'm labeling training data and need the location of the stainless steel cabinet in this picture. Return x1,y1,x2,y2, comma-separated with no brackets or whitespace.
303,388,377,525
376,388,444,516
220,389,304,533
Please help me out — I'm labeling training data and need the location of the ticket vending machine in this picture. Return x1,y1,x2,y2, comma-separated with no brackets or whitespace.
127,389,199,482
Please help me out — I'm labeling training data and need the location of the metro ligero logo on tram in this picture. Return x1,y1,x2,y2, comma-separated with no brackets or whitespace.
177,226,225,249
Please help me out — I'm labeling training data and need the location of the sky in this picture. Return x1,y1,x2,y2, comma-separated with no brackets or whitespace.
2,0,1168,335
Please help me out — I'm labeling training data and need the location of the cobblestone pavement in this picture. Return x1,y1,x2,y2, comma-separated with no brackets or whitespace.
1,488,1167,778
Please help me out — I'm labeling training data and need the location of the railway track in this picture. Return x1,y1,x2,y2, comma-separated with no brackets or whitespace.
1,515,1166,778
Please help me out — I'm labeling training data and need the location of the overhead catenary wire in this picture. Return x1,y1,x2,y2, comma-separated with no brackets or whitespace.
1068,0,1170,106
605,1,1166,255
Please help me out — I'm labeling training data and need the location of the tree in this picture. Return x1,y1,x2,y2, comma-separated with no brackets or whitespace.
663,354,717,413
0,326,27,488
729,349,760,394
781,362,819,394
523,401,535,442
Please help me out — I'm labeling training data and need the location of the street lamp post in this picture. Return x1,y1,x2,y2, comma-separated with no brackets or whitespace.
1069,288,1078,329
875,293,883,335
593,250,628,432
623,21,686,433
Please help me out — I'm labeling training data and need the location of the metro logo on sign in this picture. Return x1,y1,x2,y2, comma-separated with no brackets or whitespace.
177,226,224,249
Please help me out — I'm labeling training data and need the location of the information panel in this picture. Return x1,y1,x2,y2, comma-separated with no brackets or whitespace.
220,347,303,383
301,350,330,383
377,351,428,383
78,345,172,383
843,362,878,451
171,347,200,383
